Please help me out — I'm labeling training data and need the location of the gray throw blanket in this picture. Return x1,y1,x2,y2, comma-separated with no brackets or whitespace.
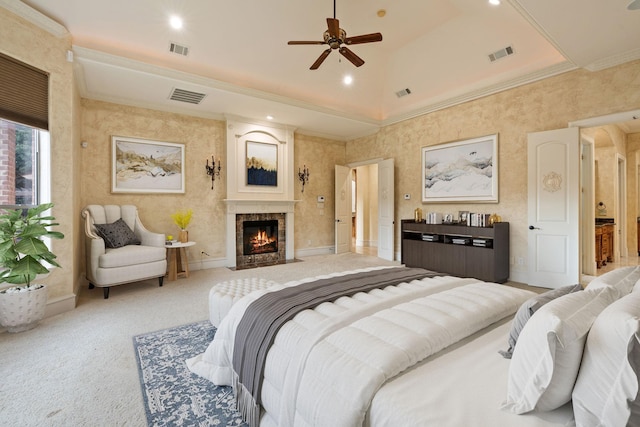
231,267,441,426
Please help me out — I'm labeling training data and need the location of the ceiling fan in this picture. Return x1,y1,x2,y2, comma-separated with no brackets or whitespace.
287,0,383,70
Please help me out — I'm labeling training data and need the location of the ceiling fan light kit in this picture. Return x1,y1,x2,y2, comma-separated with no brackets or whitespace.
288,0,383,70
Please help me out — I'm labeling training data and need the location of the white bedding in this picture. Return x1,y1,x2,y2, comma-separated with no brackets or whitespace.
367,319,576,427
187,267,540,427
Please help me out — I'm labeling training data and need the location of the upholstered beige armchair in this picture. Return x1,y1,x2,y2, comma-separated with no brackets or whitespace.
81,205,167,299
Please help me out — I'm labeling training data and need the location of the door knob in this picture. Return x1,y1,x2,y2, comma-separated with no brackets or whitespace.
529,225,541,230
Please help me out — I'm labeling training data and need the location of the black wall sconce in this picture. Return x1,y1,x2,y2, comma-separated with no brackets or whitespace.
298,164,310,193
205,155,222,189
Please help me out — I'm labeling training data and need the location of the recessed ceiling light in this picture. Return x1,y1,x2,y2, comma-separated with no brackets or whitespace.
489,0,500,5
169,15,183,30
266,115,274,120
343,75,353,85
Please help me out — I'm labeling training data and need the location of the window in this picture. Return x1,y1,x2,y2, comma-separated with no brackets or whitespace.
0,118,50,209
0,52,50,210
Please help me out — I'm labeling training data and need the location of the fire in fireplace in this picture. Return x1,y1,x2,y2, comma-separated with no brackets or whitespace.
243,220,278,255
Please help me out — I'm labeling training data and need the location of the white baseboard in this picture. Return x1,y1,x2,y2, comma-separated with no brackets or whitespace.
1,290,77,333
1,273,80,332
45,293,76,318
507,270,528,285
295,246,335,258
188,256,229,271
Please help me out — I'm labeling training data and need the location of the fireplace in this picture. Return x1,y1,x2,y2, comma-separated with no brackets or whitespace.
243,220,278,255
235,212,286,268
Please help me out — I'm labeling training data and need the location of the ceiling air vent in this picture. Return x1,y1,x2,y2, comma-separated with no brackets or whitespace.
395,88,412,98
169,88,207,105
169,42,190,57
488,45,514,62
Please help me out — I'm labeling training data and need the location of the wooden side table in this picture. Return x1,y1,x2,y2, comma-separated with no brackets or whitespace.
165,241,195,281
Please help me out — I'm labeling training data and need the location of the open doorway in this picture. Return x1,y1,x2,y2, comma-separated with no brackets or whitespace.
352,164,379,256
574,109,640,279
335,158,395,261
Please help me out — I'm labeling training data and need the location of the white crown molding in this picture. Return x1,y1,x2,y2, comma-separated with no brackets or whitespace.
72,46,379,127
296,126,380,142
506,0,574,64
584,47,640,72
75,43,576,142
381,61,577,128
0,0,68,37
569,109,640,129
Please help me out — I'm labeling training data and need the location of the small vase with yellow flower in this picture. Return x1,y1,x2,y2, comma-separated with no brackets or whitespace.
171,209,193,243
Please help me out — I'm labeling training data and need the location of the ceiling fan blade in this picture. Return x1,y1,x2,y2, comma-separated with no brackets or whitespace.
310,49,332,70
327,18,340,39
344,32,383,45
288,40,326,45
339,46,365,67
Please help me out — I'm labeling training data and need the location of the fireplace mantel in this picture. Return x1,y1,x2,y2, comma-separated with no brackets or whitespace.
224,199,298,267
223,199,298,213
224,119,297,267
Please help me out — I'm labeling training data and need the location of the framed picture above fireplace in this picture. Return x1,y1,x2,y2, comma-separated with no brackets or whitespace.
246,140,277,187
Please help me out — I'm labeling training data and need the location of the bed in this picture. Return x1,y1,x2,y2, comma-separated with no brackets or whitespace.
187,265,639,427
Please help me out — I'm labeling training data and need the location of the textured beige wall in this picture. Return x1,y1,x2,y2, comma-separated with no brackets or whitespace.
346,61,640,278
595,146,616,218
355,165,378,246
80,105,347,261
0,8,78,301
293,134,346,250
6,3,640,293
80,100,228,261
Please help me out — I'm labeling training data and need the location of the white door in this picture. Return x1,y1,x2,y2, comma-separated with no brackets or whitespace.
581,139,596,276
617,155,628,259
377,158,395,261
527,127,580,288
335,165,352,254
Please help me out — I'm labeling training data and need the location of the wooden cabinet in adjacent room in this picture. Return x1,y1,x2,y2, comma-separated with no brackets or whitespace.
401,220,509,283
595,223,614,268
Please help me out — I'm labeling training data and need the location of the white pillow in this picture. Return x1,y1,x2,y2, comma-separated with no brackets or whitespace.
499,284,583,359
572,292,640,427
501,286,618,414
587,266,640,296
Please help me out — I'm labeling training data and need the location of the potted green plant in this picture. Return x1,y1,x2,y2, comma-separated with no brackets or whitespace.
0,203,64,332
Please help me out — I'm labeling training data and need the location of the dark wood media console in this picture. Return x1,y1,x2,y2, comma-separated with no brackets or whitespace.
401,220,509,283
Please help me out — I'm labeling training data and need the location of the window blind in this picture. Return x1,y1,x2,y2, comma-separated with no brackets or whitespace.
0,52,49,130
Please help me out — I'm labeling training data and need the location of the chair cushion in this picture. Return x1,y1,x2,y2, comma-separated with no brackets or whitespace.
99,245,165,268
94,218,140,248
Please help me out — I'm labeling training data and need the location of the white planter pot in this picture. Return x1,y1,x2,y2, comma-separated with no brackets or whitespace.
0,284,48,333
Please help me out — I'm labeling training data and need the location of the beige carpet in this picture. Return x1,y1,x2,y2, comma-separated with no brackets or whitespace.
0,253,401,427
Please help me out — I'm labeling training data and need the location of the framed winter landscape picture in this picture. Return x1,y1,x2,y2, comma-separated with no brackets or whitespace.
112,136,185,194
422,134,498,203
246,140,277,187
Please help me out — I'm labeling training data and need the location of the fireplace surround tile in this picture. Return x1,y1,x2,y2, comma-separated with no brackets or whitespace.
235,212,286,268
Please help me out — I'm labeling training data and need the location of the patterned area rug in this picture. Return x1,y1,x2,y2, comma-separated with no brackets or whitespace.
133,321,247,426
